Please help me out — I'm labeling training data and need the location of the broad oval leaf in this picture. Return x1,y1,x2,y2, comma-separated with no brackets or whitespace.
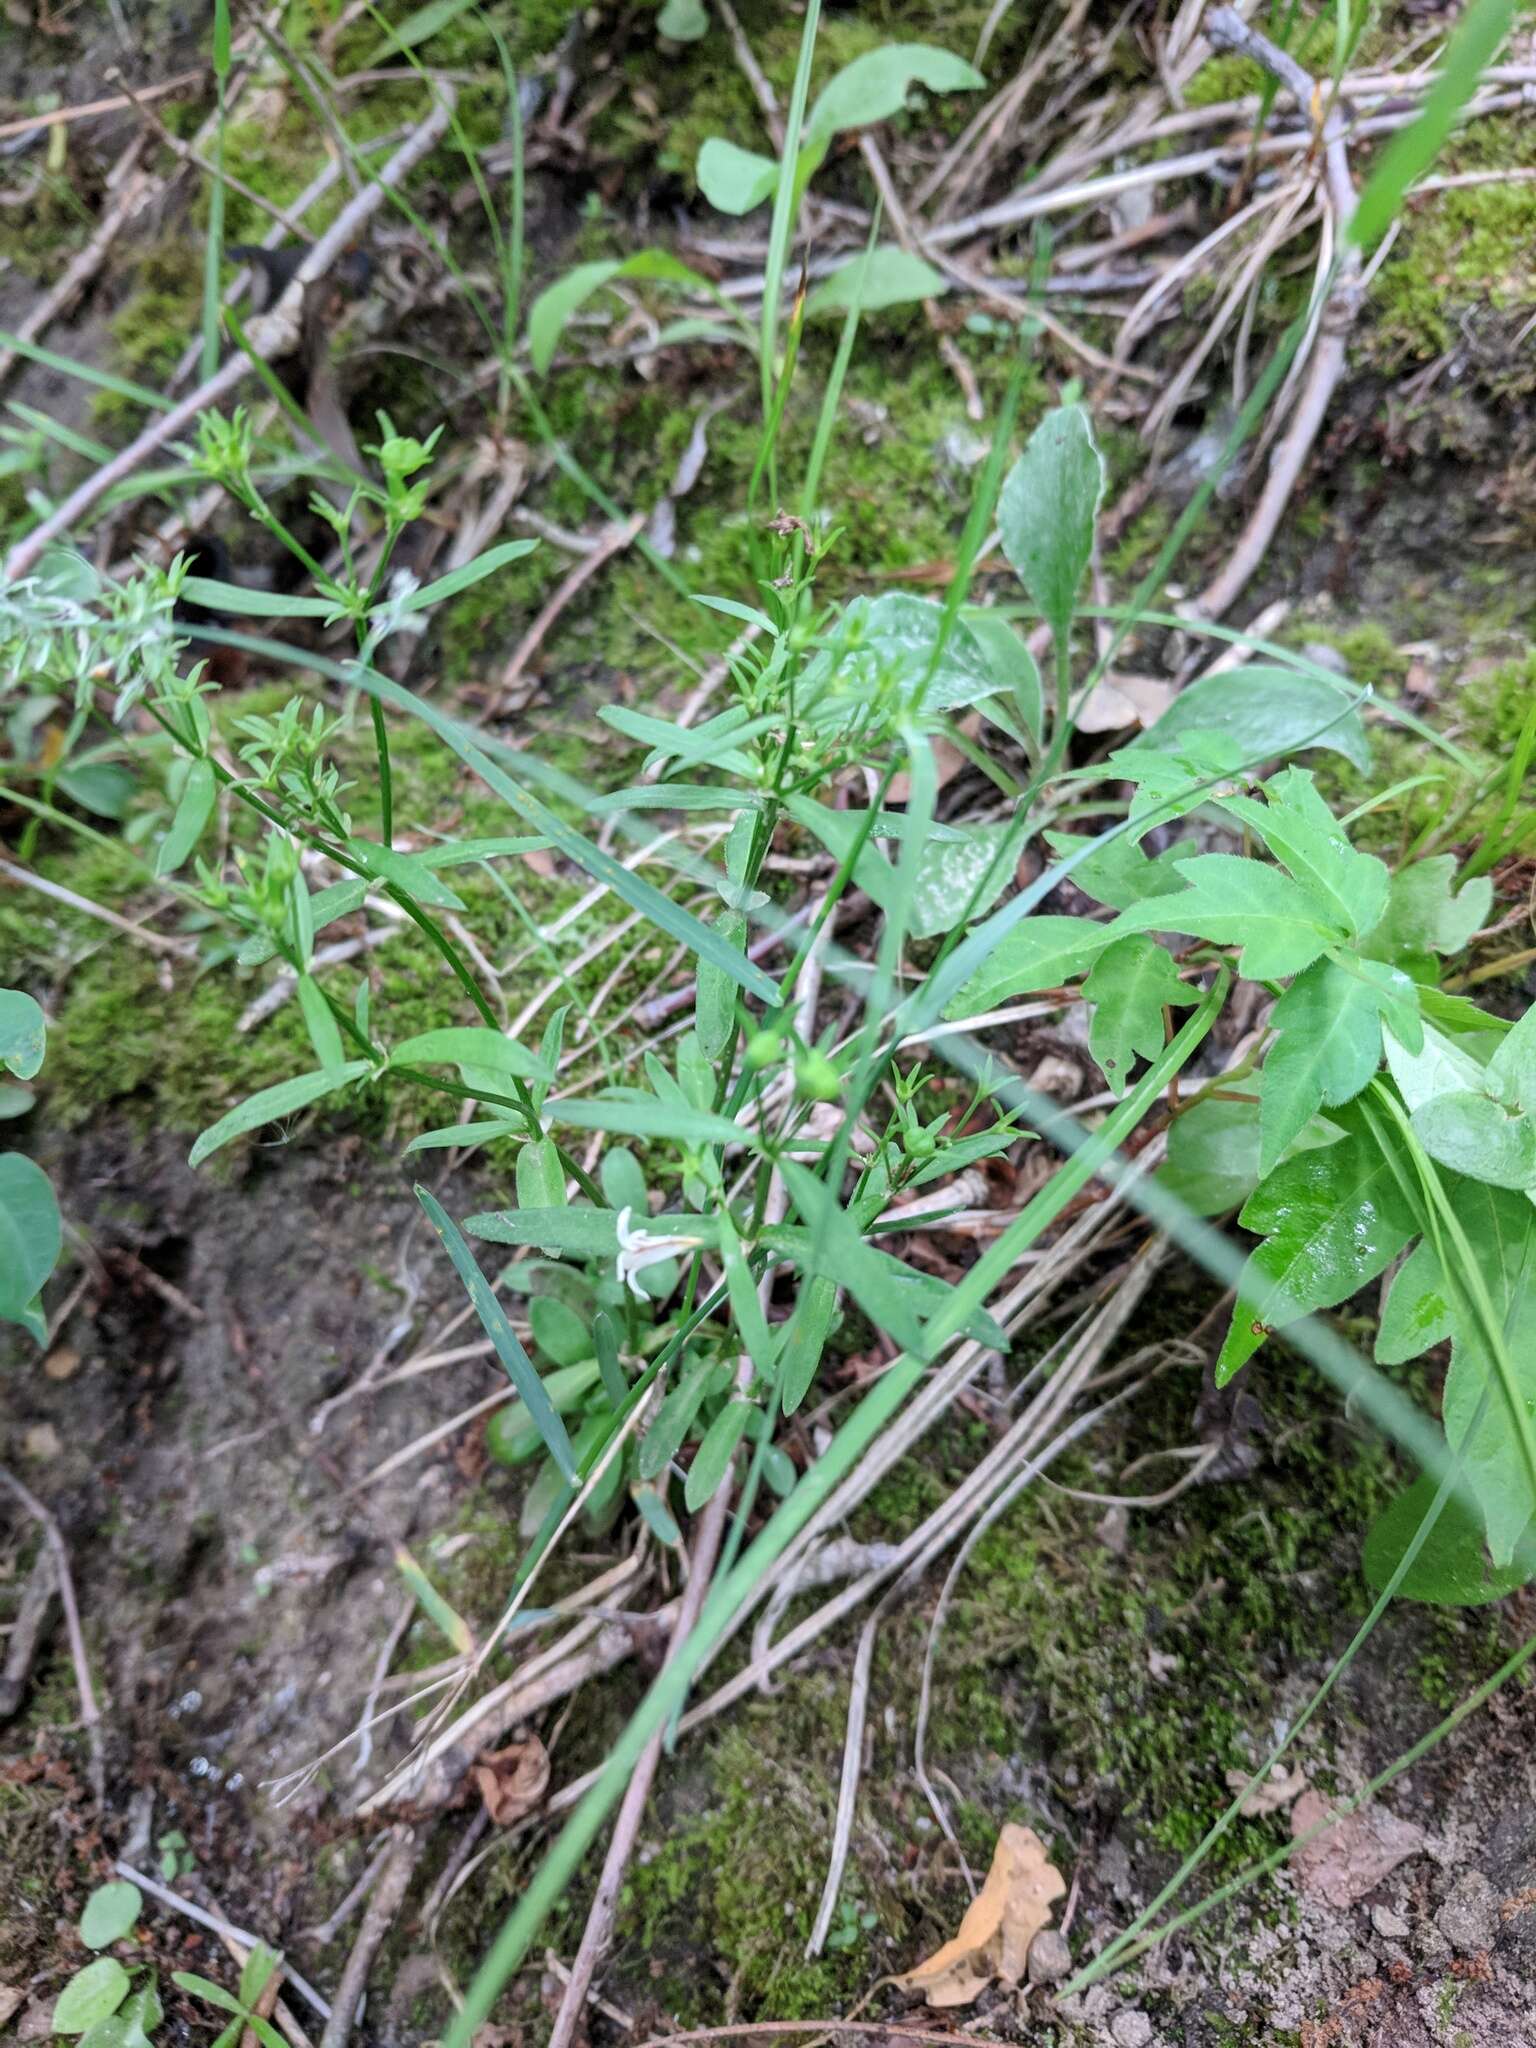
696,136,779,213
1137,666,1371,771
805,42,985,146
80,1881,142,1951
1363,1471,1536,1606
54,1960,130,2036
0,1151,62,1337
188,1062,371,1167
805,246,946,318
998,404,1103,652
1411,1089,1536,1190
530,1295,592,1368
0,987,46,1080
807,593,1000,715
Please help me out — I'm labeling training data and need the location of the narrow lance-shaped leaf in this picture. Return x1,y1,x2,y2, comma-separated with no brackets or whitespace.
416,1186,578,1483
188,1062,372,1168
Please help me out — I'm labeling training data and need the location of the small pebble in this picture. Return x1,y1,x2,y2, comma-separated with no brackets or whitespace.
1370,1904,1410,1939
1435,1869,1499,1953
1027,1929,1071,1984
1111,2013,1154,2048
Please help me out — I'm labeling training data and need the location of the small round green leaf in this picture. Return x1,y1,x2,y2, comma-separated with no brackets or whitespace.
54,1959,131,2035
80,1881,142,1950
0,988,46,1080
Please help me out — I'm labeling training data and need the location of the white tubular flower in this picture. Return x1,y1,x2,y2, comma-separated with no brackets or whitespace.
614,1205,706,1300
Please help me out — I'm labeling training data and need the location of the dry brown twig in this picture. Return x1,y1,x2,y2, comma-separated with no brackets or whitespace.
3,85,458,584
0,1465,105,1805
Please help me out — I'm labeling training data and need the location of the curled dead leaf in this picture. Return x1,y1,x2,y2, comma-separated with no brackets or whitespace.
1225,1764,1309,1818
1290,1789,1426,1907
471,1734,551,1826
897,1822,1065,2008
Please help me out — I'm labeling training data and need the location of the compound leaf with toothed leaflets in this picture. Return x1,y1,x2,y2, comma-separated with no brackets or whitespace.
417,1187,577,1483
1113,853,1346,982
1216,1104,1418,1383
944,915,1124,1018
1082,935,1196,1096
998,405,1103,651
1259,957,1420,1173
1135,666,1371,771
188,1062,371,1168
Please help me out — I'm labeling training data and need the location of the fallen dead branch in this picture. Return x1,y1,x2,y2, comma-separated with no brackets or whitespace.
318,1825,423,2048
1,1465,105,1805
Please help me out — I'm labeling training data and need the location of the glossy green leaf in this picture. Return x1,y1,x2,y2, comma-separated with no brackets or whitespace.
1113,854,1345,982
1377,1236,1454,1364
388,1027,551,1085
155,758,216,876
945,914,1122,1017
0,988,45,1080
1136,666,1371,771
1217,1107,1418,1382
1081,935,1195,1097
805,246,946,318
417,1187,578,1483
1158,1095,1263,1218
804,42,984,145
79,1882,142,1951
1411,1089,1536,1189
1259,957,1417,1173
528,252,713,372
1364,1471,1536,1606
1366,855,1493,960
998,404,1102,652
907,822,1016,941
55,1961,131,2035
809,593,1001,714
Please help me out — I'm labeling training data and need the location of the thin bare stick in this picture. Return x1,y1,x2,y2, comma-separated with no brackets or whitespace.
318,1825,423,2048
301,1834,399,1947
0,70,202,143
1191,6,1362,620
1,1466,105,1805
715,0,784,149
3,86,457,581
115,1862,333,2020
0,857,196,957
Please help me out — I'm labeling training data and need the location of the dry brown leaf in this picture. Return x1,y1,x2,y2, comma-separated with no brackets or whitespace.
1075,674,1175,734
0,1988,26,2029
1225,1764,1309,1817
471,1734,551,1826
1290,1789,1427,1907
896,1823,1065,2008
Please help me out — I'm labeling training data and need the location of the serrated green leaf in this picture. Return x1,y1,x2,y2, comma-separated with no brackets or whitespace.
1259,957,1417,1173
1217,1107,1417,1381
945,914,1123,1017
0,987,45,1080
1041,830,1196,911
1081,934,1196,1096
1137,667,1371,771
998,404,1103,652
1113,853,1345,982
